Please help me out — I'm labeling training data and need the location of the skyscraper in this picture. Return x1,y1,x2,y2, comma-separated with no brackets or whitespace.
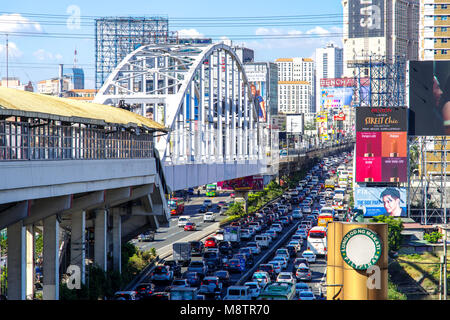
342,0,419,77
275,58,315,114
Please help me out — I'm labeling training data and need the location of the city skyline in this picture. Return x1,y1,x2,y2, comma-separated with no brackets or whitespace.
0,0,343,89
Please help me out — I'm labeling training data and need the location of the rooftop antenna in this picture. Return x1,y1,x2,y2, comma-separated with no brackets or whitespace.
73,48,78,68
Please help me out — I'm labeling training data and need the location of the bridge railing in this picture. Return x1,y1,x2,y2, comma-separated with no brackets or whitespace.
0,119,154,161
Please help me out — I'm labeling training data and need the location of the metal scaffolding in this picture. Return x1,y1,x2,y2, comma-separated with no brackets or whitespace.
350,55,407,108
95,17,173,90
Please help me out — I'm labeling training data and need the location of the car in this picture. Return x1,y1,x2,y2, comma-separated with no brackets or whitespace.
302,206,312,214
251,271,271,287
275,248,290,260
286,245,297,258
276,272,296,285
272,256,288,269
292,209,303,219
295,265,312,281
217,201,227,207
164,260,182,277
148,292,171,300
238,249,254,265
198,205,208,213
150,265,174,282
184,222,197,231
244,281,262,299
177,216,190,228
203,250,222,271
291,234,303,243
288,240,301,251
294,258,310,269
295,282,310,296
214,270,231,287
298,290,316,300
302,250,317,263
240,229,252,240
114,291,139,300
139,230,155,242
204,237,218,248
183,271,201,287
218,241,233,257
267,260,282,274
199,276,222,297
225,258,246,273
203,199,213,208
223,285,251,300
190,241,204,256
135,283,156,298
246,242,261,255
312,209,320,216
187,261,208,278
203,212,216,223
296,229,308,240
271,223,283,232
170,278,189,287
266,229,278,239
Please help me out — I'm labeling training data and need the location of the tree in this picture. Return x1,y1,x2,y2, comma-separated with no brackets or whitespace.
370,215,404,253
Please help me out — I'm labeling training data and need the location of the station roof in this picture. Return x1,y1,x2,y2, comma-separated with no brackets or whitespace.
0,87,168,132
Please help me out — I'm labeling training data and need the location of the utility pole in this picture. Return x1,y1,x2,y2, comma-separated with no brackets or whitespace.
444,138,448,300
5,34,8,88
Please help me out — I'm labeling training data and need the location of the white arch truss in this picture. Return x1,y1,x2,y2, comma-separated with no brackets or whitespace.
94,43,266,170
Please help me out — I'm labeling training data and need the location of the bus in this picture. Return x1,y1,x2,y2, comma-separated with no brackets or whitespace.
206,184,217,197
317,213,334,228
306,226,327,256
168,198,185,215
257,282,296,300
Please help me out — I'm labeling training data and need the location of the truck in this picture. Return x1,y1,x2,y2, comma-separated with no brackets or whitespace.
324,178,336,190
172,242,191,266
224,226,241,247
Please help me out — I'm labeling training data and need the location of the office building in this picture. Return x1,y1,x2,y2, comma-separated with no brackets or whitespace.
342,0,419,77
419,0,450,60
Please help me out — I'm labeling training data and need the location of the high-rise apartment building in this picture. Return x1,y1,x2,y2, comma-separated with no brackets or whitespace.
275,58,315,114
419,0,450,60
342,0,419,77
315,43,344,111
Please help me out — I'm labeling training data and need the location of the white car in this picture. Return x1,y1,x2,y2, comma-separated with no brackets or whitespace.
244,281,262,299
302,250,317,263
271,223,283,232
302,206,312,214
177,216,190,227
276,272,296,285
272,256,288,269
292,209,303,219
288,240,301,251
203,212,216,223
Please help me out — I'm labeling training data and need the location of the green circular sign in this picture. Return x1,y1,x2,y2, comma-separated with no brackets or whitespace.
340,228,382,270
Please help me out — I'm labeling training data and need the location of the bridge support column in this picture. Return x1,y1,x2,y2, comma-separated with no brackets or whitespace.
7,222,34,300
94,209,108,272
112,210,122,274
43,215,59,300
70,211,85,284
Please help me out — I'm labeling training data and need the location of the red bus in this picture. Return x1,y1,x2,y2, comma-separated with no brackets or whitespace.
168,198,185,215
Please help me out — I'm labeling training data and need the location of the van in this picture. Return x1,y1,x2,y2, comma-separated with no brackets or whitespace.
178,216,191,227
223,286,251,300
255,235,270,249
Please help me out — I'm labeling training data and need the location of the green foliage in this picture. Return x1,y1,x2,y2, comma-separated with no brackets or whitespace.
227,202,245,216
423,231,443,244
370,215,404,253
0,236,6,256
388,278,407,300
35,233,43,257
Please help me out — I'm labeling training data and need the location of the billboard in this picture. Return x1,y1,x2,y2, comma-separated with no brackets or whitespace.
354,187,407,217
348,0,385,39
408,61,450,136
320,78,370,111
217,175,264,191
356,107,408,183
286,114,304,134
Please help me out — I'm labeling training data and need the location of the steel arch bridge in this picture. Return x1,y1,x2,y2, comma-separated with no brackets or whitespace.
94,43,268,191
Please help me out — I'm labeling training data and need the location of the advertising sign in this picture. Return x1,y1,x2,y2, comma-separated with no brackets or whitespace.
217,175,264,191
334,112,346,121
408,61,450,136
286,114,304,134
250,82,267,122
348,0,385,39
354,187,407,217
321,87,354,110
356,107,408,183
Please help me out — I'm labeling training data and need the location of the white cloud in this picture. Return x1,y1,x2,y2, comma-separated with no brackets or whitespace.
0,41,23,59
33,49,63,62
243,26,343,60
176,28,204,38
0,13,43,33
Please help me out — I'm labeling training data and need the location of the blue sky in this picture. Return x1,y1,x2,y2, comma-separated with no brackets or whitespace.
0,0,344,89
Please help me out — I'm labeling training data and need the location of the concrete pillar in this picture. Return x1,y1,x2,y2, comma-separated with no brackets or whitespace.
6,221,29,300
112,212,122,274
43,215,59,300
25,225,34,300
70,211,85,284
94,209,107,272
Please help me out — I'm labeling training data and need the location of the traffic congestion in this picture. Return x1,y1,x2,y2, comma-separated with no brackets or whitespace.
114,151,354,301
